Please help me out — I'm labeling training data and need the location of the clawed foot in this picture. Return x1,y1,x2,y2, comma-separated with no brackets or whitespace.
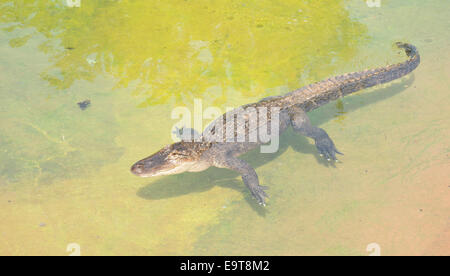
250,185,269,206
315,133,343,162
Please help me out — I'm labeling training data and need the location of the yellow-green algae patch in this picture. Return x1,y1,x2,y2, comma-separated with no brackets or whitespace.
0,0,366,105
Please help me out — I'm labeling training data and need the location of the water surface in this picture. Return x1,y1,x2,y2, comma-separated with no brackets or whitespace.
0,0,448,255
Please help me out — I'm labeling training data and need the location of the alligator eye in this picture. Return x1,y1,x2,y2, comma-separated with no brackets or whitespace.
169,152,188,158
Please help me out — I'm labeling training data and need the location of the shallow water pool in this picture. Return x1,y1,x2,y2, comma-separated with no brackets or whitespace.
0,0,448,255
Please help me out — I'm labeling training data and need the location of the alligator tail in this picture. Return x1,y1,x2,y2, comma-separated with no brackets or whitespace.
285,42,420,112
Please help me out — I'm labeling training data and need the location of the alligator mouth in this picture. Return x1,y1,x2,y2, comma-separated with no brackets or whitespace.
130,166,161,177
130,170,155,177
131,160,195,177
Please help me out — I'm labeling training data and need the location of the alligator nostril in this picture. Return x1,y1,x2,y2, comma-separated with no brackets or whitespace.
131,164,143,174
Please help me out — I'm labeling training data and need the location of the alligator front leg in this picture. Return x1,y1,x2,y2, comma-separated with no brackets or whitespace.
289,106,342,161
214,155,269,206
172,126,201,141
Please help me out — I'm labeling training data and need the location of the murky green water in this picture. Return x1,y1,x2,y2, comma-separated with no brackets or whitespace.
0,0,448,255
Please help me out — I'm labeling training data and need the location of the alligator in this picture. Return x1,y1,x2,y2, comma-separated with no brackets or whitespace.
131,42,420,206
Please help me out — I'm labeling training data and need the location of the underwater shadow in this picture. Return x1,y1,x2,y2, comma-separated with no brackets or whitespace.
137,75,416,215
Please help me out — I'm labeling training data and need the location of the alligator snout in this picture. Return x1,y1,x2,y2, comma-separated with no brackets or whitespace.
130,162,145,175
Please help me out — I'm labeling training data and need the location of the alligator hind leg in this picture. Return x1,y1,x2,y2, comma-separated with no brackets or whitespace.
288,106,342,161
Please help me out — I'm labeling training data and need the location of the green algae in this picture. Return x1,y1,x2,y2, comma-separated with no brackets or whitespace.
0,0,448,255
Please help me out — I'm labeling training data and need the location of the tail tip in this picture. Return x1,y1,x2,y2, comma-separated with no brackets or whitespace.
395,42,416,56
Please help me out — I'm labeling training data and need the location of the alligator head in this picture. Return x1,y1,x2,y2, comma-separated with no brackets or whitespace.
130,141,211,177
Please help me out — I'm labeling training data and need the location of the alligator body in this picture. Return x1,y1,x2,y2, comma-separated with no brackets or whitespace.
131,42,420,206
